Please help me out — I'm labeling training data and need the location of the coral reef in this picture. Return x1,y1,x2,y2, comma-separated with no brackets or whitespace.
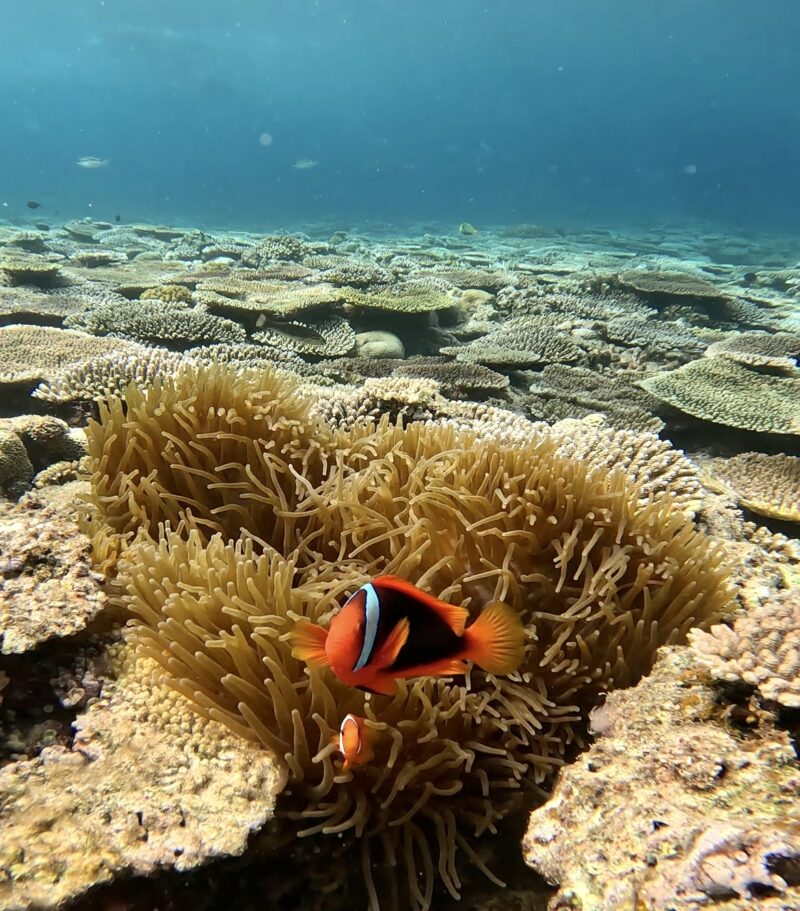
0,325,140,386
66,299,247,348
639,358,800,434
524,646,800,910
442,316,583,367
690,575,800,707
0,644,280,908
702,452,800,522
0,483,106,652
84,362,732,909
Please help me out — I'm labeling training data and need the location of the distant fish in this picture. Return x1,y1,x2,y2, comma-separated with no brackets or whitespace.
26,200,42,209
76,156,109,169
114,214,121,223
683,164,698,175
291,159,318,170
458,222,478,236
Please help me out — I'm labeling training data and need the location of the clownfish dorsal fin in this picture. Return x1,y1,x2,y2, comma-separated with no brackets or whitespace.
373,576,469,635
289,621,329,668
371,617,410,670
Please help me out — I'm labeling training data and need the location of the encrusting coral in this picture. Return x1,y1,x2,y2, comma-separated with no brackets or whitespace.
84,362,733,909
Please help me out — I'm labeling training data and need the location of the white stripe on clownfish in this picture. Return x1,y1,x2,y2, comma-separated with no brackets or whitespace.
353,582,380,672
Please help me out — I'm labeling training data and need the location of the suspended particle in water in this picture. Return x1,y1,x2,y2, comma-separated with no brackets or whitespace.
259,132,274,147
683,164,697,175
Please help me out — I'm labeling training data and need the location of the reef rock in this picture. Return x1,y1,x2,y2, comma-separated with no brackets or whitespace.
0,482,106,653
523,647,800,910
0,645,281,909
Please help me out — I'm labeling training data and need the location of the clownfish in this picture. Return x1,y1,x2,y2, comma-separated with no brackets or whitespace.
290,575,525,696
333,714,375,770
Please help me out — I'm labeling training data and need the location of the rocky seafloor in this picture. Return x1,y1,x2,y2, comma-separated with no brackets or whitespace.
0,216,798,911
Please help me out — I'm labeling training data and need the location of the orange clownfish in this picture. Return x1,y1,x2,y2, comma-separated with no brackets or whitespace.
290,575,525,696
333,714,375,770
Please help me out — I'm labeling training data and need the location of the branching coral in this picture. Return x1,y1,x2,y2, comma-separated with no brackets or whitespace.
86,363,733,909
690,579,800,707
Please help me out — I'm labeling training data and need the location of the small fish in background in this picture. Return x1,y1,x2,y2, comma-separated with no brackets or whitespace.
458,221,478,235
291,158,318,170
114,214,121,222
26,200,42,209
290,575,525,695
76,156,109,169
332,714,376,770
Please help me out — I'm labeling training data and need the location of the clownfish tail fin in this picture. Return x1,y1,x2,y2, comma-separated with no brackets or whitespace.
289,621,329,668
463,602,525,676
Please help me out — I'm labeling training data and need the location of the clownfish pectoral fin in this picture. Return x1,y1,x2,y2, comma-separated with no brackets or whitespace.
371,617,410,670
463,602,525,676
289,621,329,668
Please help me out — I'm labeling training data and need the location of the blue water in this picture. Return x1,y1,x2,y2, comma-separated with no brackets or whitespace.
1,0,798,233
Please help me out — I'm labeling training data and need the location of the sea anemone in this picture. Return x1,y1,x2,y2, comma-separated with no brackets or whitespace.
87,363,733,908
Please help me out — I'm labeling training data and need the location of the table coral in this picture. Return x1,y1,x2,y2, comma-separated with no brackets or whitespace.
442,316,583,368
252,314,356,356
0,325,143,386
639,357,800,434
702,452,800,522
705,330,800,372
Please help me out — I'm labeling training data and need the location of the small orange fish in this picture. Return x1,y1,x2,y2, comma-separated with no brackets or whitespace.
290,575,525,695
332,714,375,770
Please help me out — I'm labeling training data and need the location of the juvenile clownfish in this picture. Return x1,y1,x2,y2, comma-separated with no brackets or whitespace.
332,714,375,770
290,575,525,696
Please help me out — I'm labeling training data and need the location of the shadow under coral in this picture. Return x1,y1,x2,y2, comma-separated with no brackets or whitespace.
83,363,733,910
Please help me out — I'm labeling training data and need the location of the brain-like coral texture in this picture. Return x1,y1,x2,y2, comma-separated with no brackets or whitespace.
85,363,733,909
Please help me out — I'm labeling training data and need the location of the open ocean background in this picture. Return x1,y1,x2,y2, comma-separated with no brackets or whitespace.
1,0,798,234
